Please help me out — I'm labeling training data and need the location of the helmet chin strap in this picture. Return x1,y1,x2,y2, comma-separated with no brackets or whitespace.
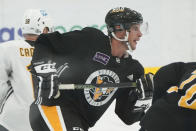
126,42,133,55
111,31,129,42
111,31,133,55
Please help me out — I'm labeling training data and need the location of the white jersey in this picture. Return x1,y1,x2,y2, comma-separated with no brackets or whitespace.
0,40,34,131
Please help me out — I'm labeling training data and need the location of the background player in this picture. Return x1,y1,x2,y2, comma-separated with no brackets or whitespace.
0,9,54,131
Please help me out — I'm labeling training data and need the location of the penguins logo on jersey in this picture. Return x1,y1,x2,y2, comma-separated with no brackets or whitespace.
84,69,119,106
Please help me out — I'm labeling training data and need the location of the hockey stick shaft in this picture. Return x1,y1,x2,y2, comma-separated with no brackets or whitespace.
59,82,137,90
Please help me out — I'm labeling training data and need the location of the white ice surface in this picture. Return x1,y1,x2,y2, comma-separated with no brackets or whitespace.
90,100,141,131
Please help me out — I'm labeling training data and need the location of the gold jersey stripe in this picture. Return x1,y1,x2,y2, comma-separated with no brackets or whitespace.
41,105,64,131
26,64,35,99
179,74,196,89
167,86,178,93
144,67,160,75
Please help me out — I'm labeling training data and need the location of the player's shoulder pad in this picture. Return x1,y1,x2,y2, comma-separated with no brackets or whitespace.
82,27,102,33
0,40,28,49
82,27,106,37
36,31,62,46
184,62,196,71
153,62,186,83
35,31,64,52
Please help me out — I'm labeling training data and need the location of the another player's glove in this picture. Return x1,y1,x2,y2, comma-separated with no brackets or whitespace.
32,61,60,100
136,73,154,100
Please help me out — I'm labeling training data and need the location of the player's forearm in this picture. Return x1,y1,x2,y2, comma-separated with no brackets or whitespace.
115,105,145,125
115,93,144,125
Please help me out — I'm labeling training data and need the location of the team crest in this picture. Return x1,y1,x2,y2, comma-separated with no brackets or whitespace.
84,69,119,106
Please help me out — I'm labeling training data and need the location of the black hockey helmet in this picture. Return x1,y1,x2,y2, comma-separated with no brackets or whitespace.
105,7,143,35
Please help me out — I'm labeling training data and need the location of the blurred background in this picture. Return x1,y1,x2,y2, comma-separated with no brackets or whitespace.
0,0,196,130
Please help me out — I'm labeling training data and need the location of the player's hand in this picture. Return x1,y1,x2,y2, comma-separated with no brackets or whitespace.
132,98,152,113
136,73,154,100
127,89,151,116
33,61,60,100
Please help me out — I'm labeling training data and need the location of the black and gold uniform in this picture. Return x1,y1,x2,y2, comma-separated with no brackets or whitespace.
140,62,196,131
30,27,144,131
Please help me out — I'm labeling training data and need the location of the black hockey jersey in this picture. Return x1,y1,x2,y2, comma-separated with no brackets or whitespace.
153,62,196,103
140,62,196,131
31,27,144,127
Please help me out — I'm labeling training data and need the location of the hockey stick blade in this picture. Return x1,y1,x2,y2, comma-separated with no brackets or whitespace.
59,82,137,90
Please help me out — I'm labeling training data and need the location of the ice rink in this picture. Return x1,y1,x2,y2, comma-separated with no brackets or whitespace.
1,0,196,131
90,101,141,131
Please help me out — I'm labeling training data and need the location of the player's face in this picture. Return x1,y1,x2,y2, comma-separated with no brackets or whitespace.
128,24,142,50
43,27,49,34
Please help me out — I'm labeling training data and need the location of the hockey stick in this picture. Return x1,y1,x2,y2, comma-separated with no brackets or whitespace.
59,82,137,90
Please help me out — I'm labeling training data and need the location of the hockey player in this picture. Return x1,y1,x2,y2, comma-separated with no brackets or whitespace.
140,62,196,131
29,7,153,131
0,9,54,131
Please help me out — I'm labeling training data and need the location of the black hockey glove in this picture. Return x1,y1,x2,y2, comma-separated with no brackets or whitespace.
32,61,60,100
136,73,154,100
129,89,152,113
